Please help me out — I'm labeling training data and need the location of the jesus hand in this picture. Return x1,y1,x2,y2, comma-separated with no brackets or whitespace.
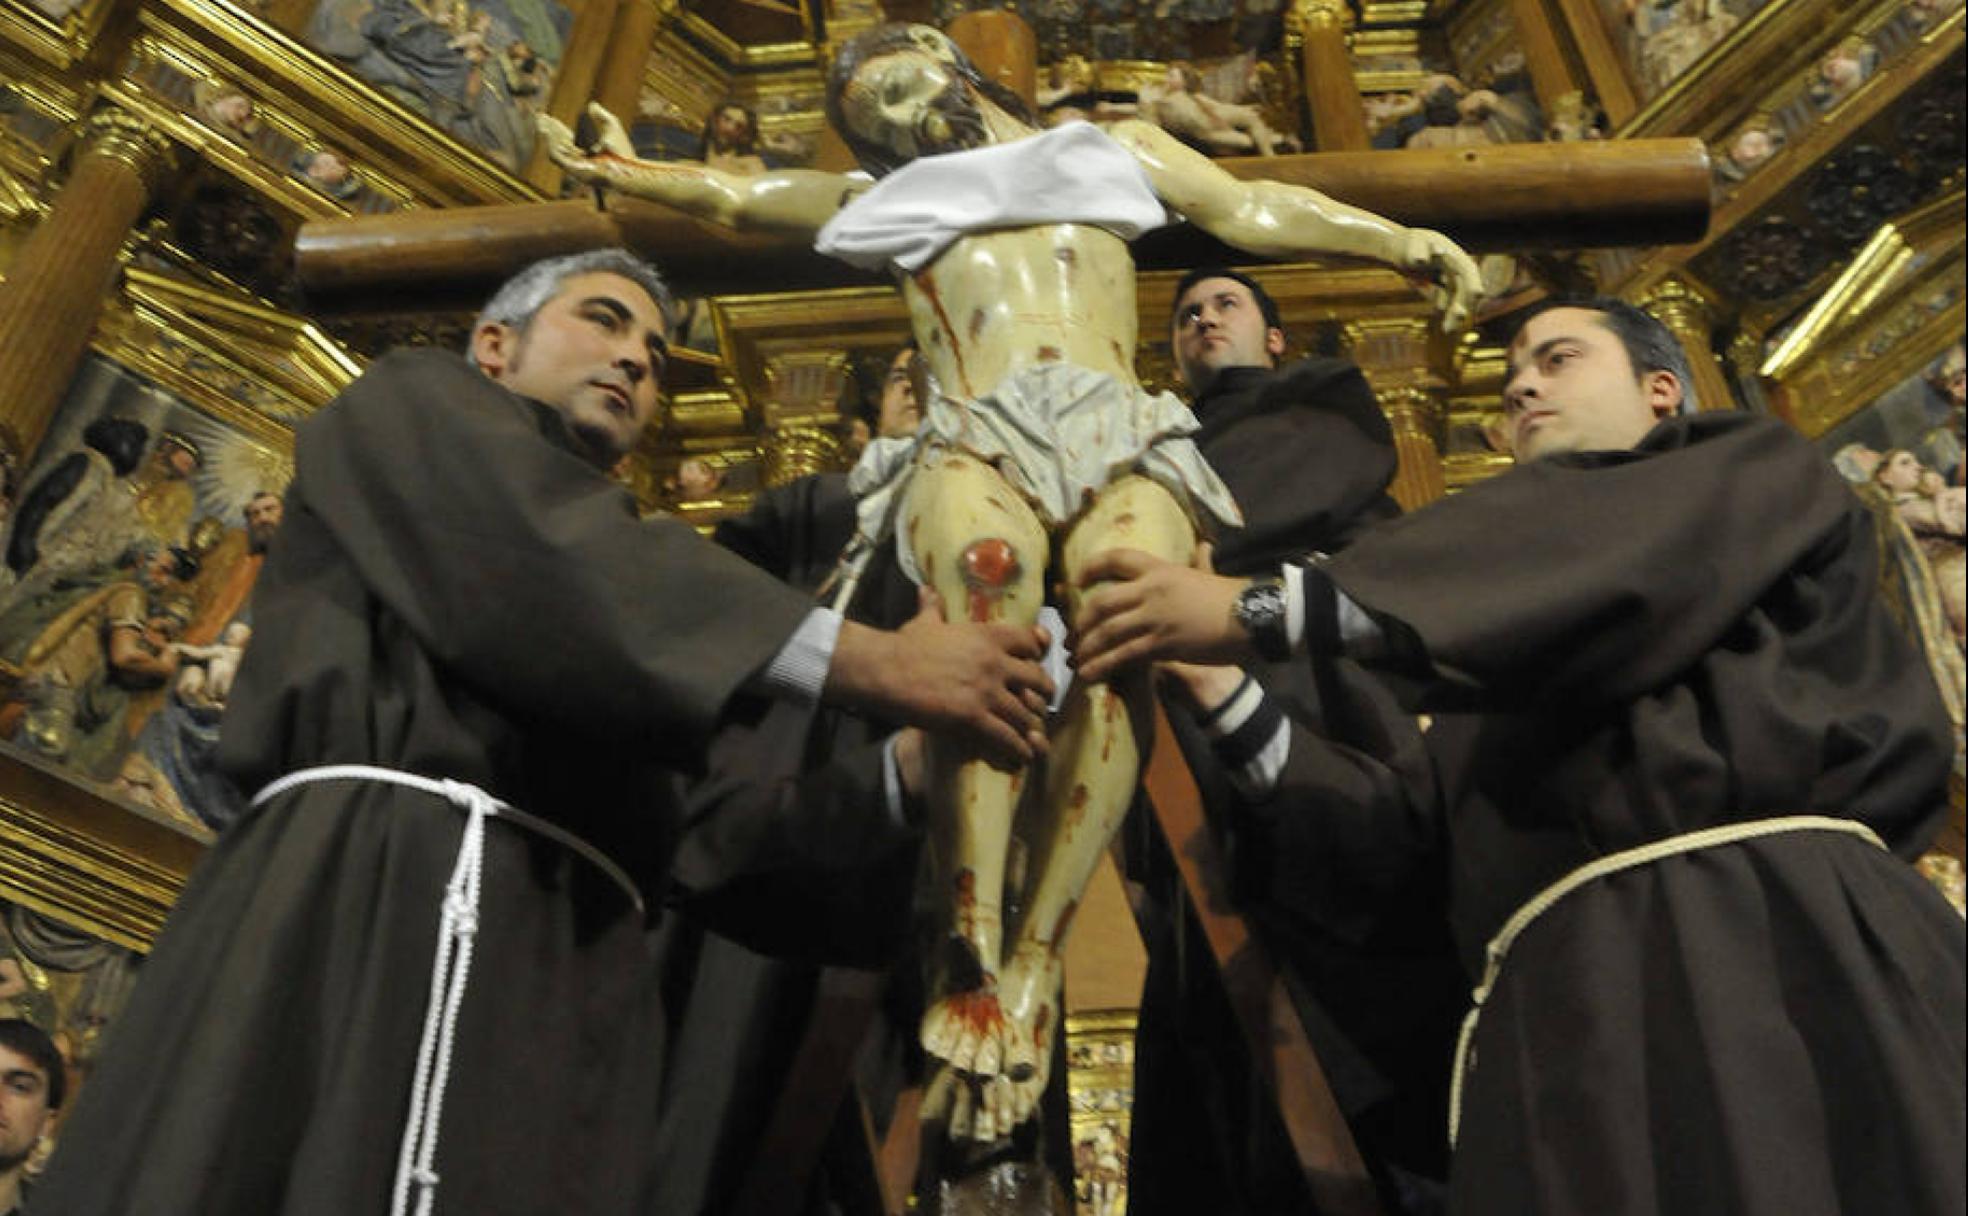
1401,227,1485,334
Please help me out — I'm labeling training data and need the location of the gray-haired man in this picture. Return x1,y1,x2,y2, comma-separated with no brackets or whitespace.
34,249,1052,1216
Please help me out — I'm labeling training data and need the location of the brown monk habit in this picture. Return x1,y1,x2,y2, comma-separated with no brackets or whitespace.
30,350,886,1215
1268,411,1964,1215
1130,356,1463,1216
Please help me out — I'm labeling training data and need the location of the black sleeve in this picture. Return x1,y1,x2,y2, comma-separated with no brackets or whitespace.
712,482,799,580
668,698,921,966
1223,657,1448,951
6,452,87,573
1320,415,1857,709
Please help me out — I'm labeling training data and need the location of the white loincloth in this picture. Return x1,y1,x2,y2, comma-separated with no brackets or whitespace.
814,122,1169,273
844,362,1243,588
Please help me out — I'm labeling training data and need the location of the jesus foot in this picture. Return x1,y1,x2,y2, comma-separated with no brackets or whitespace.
921,986,1012,1080
995,945,1062,1099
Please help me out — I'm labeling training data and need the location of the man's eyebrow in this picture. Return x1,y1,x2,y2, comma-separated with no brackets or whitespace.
2,1067,44,1087
582,294,670,363
577,295,633,321
1505,335,1575,379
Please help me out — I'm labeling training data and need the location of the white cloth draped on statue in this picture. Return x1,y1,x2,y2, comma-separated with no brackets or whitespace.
814,122,1170,273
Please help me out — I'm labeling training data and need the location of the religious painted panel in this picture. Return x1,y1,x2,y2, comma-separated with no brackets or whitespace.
1602,0,1776,100
1816,341,1967,912
305,0,573,172
0,354,291,837
1820,340,1965,490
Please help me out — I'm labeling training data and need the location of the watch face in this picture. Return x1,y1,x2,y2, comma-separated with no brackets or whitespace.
1235,581,1286,629
1235,579,1290,659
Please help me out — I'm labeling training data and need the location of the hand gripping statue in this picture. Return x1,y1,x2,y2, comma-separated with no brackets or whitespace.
541,23,1482,1142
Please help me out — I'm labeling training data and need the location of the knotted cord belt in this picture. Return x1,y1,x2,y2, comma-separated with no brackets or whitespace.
1445,814,1888,1148
251,764,645,1216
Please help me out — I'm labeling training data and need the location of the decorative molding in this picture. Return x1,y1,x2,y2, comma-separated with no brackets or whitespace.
78,109,179,196
0,745,204,954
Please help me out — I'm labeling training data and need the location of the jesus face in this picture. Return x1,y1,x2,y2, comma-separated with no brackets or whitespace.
839,49,989,165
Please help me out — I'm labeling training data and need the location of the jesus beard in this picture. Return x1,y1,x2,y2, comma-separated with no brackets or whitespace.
914,82,989,158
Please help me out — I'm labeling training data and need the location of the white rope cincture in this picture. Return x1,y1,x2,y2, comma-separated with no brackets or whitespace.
1444,814,1887,1149
250,765,506,1216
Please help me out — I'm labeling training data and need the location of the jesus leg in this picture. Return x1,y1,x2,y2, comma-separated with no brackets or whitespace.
980,474,1196,1137
901,448,1050,1106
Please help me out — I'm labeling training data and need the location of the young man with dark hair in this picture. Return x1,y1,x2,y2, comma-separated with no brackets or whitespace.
32,249,1054,1216
1132,267,1460,1214
1072,297,1966,1215
0,1019,60,1216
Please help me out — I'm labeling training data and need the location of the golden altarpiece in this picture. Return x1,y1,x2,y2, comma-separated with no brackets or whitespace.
0,0,1960,1208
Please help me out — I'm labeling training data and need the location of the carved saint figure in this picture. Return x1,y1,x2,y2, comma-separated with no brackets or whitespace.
700,102,769,176
1719,113,1785,182
293,147,363,200
670,457,725,504
1135,61,1288,157
1808,35,1879,111
541,22,1480,1141
1877,448,1967,648
1627,0,1739,94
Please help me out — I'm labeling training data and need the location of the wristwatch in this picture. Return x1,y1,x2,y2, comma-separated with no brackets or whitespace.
1231,577,1292,661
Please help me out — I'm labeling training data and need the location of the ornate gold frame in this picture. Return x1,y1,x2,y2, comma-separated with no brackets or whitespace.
0,0,118,69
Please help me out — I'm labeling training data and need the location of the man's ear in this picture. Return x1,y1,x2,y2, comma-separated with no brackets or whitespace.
1643,368,1684,418
471,320,517,380
1265,326,1287,360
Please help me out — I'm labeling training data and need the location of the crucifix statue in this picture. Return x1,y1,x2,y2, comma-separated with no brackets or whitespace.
537,21,1482,1142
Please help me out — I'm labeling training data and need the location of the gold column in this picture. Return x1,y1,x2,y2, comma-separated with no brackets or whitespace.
1287,0,1371,153
1507,0,1594,137
1547,0,1638,127
1344,317,1447,509
759,349,851,485
760,424,844,485
594,0,668,123
0,111,174,464
1635,276,1737,413
945,8,1039,111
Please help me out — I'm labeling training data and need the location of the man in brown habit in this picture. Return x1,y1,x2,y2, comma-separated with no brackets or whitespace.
1068,297,1967,1215
30,248,1054,1215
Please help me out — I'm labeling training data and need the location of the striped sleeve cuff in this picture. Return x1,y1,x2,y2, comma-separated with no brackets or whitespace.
758,607,842,706
1196,672,1291,799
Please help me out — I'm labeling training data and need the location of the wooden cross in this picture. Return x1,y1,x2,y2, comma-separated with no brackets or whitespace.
293,138,1712,314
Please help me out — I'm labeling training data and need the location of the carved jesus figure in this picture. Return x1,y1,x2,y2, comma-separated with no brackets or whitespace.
541,22,1481,1142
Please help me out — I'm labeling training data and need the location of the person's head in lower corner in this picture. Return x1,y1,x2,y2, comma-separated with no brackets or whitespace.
1169,267,1286,397
470,250,676,470
1501,296,1694,462
0,1018,62,1175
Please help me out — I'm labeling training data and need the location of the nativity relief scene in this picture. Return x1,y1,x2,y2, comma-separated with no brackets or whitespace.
0,0,1961,1212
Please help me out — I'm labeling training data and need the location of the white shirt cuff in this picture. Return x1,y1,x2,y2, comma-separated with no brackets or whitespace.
880,732,909,828
759,607,841,705
1282,562,1307,653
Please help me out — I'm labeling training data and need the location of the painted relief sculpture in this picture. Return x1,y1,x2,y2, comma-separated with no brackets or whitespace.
1135,62,1292,157
542,22,1481,1140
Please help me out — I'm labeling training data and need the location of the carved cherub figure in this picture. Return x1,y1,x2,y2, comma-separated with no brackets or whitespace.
540,22,1479,1142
